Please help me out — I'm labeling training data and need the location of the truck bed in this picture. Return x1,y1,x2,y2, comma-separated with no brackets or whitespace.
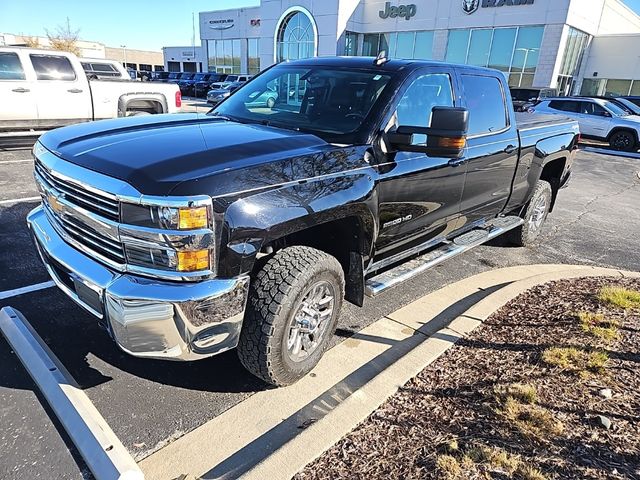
515,112,574,132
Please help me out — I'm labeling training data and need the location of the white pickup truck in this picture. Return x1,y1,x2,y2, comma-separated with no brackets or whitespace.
0,47,182,136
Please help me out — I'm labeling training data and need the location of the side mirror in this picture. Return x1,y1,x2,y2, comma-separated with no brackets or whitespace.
387,106,469,158
602,111,612,118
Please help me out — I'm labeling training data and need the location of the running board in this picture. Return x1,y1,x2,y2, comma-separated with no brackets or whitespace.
364,216,524,297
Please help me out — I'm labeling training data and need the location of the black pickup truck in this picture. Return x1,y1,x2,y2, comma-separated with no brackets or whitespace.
28,57,579,386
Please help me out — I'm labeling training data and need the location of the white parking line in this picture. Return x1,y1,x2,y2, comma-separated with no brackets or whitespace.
0,159,34,164
0,281,55,301
0,196,40,205
0,307,144,480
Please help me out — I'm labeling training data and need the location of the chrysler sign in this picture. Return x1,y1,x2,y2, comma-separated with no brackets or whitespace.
463,0,534,15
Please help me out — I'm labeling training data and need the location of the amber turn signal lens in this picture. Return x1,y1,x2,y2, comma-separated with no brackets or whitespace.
437,137,466,149
178,207,208,229
177,250,210,272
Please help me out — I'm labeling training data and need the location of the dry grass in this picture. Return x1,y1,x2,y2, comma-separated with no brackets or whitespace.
502,396,564,440
451,444,548,480
542,347,609,375
598,286,640,310
577,311,620,342
495,383,538,404
435,454,461,479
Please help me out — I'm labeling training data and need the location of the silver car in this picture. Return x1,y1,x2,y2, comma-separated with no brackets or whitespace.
530,97,640,152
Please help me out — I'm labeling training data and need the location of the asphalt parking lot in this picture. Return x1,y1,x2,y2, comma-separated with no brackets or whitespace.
1,145,639,479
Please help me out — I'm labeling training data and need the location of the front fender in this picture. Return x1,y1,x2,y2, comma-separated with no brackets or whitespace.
217,170,377,277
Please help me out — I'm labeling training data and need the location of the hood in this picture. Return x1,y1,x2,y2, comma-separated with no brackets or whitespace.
39,114,329,196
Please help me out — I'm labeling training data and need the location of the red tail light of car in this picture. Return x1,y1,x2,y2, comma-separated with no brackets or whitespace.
175,90,182,108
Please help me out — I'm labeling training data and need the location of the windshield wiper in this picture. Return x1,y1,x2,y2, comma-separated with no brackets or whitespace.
208,112,247,123
257,119,301,132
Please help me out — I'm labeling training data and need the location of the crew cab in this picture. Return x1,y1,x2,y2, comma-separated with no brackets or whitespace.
0,47,182,135
530,97,640,151
27,57,578,387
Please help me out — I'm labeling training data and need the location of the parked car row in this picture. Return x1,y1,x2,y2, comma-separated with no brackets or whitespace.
148,71,252,99
528,95,640,152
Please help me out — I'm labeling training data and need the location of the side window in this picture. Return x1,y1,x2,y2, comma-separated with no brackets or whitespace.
0,52,26,80
461,75,508,135
584,102,607,116
548,100,579,113
29,54,76,81
396,73,454,128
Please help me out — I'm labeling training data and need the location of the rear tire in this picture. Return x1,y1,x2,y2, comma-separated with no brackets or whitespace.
507,180,552,247
609,130,637,152
237,246,345,386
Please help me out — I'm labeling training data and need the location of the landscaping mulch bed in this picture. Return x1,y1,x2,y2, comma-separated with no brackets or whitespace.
295,276,640,480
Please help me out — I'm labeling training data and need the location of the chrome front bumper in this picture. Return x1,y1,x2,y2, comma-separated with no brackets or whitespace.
27,206,249,361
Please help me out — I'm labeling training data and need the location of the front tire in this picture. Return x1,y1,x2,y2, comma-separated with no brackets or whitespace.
237,246,345,386
609,130,637,152
507,180,552,247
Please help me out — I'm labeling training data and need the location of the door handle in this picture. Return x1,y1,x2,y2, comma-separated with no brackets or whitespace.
448,158,466,167
503,144,517,154
67,88,83,93
12,87,30,93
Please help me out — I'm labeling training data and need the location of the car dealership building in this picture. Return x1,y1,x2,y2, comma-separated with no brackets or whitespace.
165,0,640,96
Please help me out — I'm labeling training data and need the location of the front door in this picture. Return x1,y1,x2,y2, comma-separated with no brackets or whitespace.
375,68,467,255
28,53,92,128
576,101,612,138
458,73,520,224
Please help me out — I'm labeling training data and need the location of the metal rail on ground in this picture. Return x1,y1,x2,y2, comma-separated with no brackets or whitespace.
0,306,144,480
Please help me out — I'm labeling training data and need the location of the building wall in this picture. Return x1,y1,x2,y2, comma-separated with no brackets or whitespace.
104,47,163,71
162,46,207,72
583,34,640,80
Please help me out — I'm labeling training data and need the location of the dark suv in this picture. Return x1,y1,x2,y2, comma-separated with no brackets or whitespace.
511,87,557,112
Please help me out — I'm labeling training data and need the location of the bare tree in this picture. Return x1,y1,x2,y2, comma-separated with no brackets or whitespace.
23,36,42,48
46,17,81,56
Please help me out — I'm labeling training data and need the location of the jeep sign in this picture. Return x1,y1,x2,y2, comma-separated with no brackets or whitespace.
379,2,418,21
464,0,534,14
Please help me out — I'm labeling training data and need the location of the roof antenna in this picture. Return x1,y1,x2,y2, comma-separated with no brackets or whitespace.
374,50,390,66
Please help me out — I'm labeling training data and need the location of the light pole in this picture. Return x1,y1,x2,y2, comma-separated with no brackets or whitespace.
516,47,539,87
120,44,127,69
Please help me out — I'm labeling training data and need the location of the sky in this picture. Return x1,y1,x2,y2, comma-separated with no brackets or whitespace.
1,0,640,52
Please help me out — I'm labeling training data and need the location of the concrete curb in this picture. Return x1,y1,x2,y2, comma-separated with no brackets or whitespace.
139,264,639,480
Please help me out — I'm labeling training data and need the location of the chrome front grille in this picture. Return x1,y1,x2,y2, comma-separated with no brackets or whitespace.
35,158,120,221
44,205,126,264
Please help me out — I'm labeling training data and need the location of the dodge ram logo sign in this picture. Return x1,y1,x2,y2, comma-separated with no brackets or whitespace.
462,0,480,14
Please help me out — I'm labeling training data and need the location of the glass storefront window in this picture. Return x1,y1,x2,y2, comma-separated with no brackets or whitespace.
345,31,358,56
414,31,434,60
248,38,260,75
630,80,640,96
396,32,414,59
445,30,470,64
556,27,590,95
445,26,544,88
276,10,316,62
467,29,492,67
362,34,379,57
379,33,397,57
580,78,605,96
207,39,242,74
605,79,632,96
488,28,517,72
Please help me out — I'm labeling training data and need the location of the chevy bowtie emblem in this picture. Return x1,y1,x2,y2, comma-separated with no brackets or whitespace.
47,192,64,214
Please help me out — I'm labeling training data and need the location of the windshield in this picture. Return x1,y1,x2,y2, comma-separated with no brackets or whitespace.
193,73,207,81
225,75,239,82
511,89,539,102
210,65,392,138
612,97,640,115
603,100,631,117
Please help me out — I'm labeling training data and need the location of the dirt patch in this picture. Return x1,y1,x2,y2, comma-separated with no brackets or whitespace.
295,277,640,479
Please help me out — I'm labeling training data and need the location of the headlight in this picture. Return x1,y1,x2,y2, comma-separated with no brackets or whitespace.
120,198,215,277
121,203,210,230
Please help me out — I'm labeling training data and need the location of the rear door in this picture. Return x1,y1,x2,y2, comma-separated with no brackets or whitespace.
0,50,38,130
29,53,92,128
458,72,520,224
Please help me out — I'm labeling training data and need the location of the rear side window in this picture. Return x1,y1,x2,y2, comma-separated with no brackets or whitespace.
0,52,26,80
461,75,508,135
91,63,117,73
30,54,76,81
548,100,580,113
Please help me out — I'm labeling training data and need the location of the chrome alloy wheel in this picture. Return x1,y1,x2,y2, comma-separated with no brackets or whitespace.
528,195,548,232
286,280,335,362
